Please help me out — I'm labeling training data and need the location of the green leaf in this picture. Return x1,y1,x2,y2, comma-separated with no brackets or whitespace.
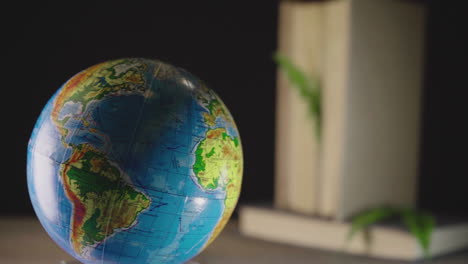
401,209,435,258
347,207,399,243
346,207,435,259
273,52,322,139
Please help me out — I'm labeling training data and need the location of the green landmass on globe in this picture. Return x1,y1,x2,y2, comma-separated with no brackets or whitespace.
62,143,151,253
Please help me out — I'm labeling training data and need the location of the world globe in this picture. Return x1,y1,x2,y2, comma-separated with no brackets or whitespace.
27,58,243,264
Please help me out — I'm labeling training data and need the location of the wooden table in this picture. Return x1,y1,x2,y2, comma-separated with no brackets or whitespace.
1,217,467,264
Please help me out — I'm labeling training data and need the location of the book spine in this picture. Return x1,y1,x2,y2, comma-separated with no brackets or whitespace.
275,1,324,214
318,0,352,219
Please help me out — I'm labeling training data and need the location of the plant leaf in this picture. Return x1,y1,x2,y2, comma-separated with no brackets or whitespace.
273,52,322,139
401,209,435,258
347,207,399,243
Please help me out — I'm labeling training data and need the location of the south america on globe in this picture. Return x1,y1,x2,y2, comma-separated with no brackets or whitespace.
27,58,243,264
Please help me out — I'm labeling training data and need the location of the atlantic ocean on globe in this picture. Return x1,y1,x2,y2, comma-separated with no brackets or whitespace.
27,58,243,264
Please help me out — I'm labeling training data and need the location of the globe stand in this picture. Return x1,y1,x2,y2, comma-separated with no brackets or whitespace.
59,260,200,264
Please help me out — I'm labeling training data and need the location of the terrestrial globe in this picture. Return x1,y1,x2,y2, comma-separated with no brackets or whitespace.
27,58,243,264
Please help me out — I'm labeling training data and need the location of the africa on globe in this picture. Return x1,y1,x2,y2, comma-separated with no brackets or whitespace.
27,58,243,264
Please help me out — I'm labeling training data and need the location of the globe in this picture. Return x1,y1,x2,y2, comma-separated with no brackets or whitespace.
27,58,243,264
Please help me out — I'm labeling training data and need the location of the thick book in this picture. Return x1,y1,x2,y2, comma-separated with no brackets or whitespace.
275,0,426,220
240,206,468,261
319,0,425,220
275,1,324,214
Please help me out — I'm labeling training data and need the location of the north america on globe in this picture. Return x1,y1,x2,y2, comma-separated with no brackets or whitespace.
27,58,243,264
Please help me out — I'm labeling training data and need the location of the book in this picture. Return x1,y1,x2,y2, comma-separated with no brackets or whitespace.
275,0,425,220
320,0,425,220
275,1,324,214
240,205,468,261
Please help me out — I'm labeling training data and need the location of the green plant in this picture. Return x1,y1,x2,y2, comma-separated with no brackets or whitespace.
347,206,436,259
273,52,322,140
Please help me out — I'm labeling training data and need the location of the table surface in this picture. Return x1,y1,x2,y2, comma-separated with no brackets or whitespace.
1,217,467,264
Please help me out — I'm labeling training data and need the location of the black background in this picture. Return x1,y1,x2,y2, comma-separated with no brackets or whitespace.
1,0,467,218
418,0,468,217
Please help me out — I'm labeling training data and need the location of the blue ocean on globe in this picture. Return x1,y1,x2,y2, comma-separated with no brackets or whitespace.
27,58,243,264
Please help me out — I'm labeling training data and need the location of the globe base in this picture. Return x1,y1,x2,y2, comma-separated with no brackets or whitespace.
59,260,200,264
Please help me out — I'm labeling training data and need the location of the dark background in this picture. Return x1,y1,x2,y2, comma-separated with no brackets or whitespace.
1,0,467,218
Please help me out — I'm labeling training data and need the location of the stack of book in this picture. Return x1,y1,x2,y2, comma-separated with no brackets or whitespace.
240,0,468,260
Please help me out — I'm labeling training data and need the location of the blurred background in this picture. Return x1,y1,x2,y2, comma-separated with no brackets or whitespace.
1,0,468,263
